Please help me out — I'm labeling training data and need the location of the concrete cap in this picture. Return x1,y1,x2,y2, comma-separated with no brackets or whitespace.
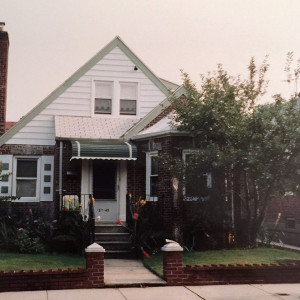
161,239,183,252
85,242,105,253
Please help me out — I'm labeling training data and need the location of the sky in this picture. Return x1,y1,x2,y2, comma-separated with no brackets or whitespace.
1,0,300,121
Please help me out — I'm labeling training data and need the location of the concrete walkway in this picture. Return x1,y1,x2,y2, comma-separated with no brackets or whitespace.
104,259,166,286
1,284,300,299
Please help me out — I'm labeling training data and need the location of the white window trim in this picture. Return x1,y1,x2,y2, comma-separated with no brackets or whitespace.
146,151,158,202
92,78,140,118
182,149,212,201
12,156,41,202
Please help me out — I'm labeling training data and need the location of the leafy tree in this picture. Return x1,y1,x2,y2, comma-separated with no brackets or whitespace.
171,59,300,247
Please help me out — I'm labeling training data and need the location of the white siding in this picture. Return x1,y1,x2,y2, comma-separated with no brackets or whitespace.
6,47,167,145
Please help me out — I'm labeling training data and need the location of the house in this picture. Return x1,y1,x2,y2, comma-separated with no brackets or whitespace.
0,24,204,241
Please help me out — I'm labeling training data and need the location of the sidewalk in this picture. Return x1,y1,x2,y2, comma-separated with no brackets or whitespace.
1,284,300,300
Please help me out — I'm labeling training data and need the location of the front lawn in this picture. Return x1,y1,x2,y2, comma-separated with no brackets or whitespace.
143,248,300,277
0,252,85,272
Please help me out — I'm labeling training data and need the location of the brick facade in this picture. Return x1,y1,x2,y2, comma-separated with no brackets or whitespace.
0,29,9,136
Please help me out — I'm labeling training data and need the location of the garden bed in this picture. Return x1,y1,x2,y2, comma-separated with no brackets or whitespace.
0,252,85,272
143,248,300,277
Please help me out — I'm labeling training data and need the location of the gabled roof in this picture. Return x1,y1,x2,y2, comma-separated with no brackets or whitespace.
0,36,171,146
123,85,187,139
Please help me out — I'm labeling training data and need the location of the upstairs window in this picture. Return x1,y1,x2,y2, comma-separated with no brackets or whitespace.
94,81,113,114
120,83,137,115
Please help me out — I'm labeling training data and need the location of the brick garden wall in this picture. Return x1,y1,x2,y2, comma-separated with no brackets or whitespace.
0,247,104,292
163,250,300,286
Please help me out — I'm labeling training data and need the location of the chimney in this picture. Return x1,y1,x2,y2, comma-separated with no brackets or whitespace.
0,22,9,136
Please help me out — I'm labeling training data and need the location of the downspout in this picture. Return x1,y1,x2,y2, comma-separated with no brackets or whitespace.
59,141,63,210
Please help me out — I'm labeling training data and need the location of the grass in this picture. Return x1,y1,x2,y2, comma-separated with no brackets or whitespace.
0,252,86,272
143,248,300,277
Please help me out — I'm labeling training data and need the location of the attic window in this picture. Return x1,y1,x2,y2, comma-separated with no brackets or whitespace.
120,83,137,115
94,81,113,114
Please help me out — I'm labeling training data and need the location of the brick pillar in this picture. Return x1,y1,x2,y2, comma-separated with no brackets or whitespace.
162,241,184,285
85,243,105,288
0,24,9,136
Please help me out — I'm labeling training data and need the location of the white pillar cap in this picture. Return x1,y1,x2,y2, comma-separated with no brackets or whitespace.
85,242,105,253
161,239,183,252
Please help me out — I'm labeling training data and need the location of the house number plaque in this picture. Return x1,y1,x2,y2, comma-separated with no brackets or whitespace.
97,208,110,212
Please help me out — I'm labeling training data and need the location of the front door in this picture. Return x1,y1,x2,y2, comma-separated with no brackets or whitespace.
93,160,118,222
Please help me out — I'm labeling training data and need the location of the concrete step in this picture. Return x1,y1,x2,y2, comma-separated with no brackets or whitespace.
94,232,131,242
104,249,136,259
94,223,128,234
99,241,132,251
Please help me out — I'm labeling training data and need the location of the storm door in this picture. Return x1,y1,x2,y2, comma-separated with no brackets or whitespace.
92,160,118,222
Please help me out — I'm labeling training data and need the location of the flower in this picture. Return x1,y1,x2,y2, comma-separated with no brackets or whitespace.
33,241,37,244
18,228,23,232
140,199,146,206
92,197,95,203
117,218,123,225
66,197,71,202
142,250,150,258
64,207,69,211
128,193,132,198
29,208,33,215
133,212,139,220
34,220,38,223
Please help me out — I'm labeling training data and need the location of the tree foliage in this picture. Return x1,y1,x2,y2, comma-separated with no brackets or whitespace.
171,59,300,246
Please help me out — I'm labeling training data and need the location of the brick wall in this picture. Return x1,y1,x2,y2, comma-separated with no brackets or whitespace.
0,29,9,136
0,246,104,292
163,250,300,286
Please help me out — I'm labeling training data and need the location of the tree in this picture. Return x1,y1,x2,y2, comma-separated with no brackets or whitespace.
171,60,300,247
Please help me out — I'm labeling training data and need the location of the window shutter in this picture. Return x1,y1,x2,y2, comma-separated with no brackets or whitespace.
40,156,54,201
0,155,13,197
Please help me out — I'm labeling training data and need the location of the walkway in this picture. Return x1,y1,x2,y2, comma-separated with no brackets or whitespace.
2,284,300,299
104,259,166,286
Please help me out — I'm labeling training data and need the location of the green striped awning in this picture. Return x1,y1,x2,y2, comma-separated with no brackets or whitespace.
71,140,137,160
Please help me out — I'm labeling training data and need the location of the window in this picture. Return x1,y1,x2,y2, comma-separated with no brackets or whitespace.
8,155,54,202
120,83,137,115
146,152,158,201
286,217,296,229
94,81,113,114
16,158,38,197
183,150,212,201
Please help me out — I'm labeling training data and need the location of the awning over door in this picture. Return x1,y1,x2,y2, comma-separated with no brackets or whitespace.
71,140,137,160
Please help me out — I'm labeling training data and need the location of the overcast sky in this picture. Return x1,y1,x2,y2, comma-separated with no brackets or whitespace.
1,0,300,121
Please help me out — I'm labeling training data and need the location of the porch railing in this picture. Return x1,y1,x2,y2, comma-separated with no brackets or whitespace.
62,193,95,220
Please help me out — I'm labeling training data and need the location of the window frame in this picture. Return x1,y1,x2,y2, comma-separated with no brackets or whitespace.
120,82,138,115
92,80,139,117
146,151,158,202
182,149,212,201
94,81,113,115
12,156,41,202
285,217,296,229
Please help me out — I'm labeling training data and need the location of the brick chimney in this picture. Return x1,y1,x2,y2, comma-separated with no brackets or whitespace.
0,22,9,136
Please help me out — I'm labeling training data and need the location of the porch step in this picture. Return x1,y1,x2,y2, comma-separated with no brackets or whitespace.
93,223,134,258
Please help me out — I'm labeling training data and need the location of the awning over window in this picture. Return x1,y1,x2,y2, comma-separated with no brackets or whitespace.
71,140,137,160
